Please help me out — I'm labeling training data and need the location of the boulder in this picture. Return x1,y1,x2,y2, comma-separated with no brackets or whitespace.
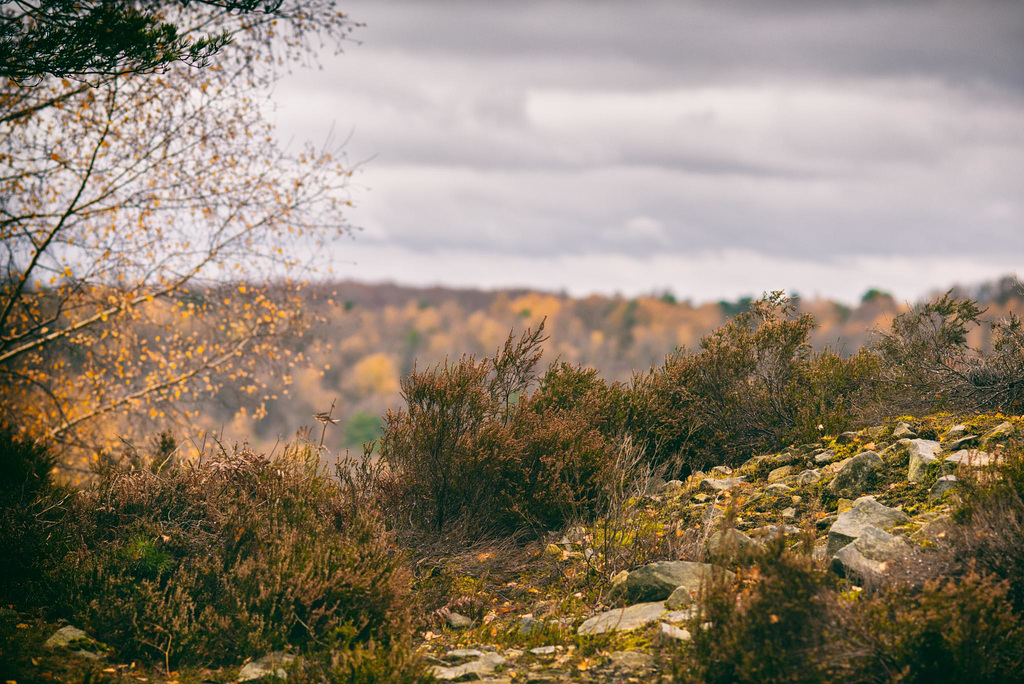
831,526,909,582
814,449,837,464
829,451,883,498
905,439,941,482
608,650,654,671
45,626,89,649
239,652,296,682
577,601,668,635
827,496,909,556
765,483,792,495
623,560,731,602
946,434,979,451
836,431,858,445
943,424,967,441
657,479,684,495
659,622,692,641
446,612,474,629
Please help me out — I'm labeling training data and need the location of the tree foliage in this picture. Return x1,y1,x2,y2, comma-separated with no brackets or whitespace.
0,2,356,464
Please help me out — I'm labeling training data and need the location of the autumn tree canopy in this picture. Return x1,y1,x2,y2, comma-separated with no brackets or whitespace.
0,1,357,466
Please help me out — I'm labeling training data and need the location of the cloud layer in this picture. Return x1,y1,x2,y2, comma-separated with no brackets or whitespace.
274,0,1024,302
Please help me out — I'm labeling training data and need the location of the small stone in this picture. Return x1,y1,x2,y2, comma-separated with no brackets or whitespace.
529,645,557,656
701,476,747,493
624,560,732,603
892,422,917,439
929,475,958,501
768,465,796,482
238,652,296,682
545,543,563,557
947,435,979,451
45,626,88,649
836,431,858,445
608,650,654,671
765,482,792,495
829,451,883,498
446,612,474,629
943,424,967,441
659,622,692,641
710,465,733,477
781,507,797,519
814,449,837,464
983,421,1015,445
791,495,803,505
432,652,506,681
658,479,684,495
796,469,821,485
705,527,757,561
446,649,484,659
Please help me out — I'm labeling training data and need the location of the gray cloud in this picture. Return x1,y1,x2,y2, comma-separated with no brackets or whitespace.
274,0,1024,299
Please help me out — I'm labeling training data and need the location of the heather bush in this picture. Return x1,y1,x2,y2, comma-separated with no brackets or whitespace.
43,444,424,677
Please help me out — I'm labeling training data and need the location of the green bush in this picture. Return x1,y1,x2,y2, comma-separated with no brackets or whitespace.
43,444,425,677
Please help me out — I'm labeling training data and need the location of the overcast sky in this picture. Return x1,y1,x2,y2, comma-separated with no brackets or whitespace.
274,0,1024,304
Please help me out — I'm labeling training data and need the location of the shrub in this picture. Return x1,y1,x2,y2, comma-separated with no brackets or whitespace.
44,444,424,677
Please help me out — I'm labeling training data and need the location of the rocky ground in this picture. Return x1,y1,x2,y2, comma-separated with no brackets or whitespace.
4,413,1018,682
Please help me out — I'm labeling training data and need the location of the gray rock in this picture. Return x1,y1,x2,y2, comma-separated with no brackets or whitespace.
239,652,296,682
608,650,654,671
905,439,941,482
710,465,733,477
836,431,858,445
446,649,484,659
781,507,797,519
832,526,909,582
814,449,837,464
796,469,822,485
624,560,732,603
829,451,883,498
45,626,88,649
943,424,967,441
827,496,909,556
658,479,684,495
529,646,557,656
446,612,474,629
659,622,692,641
983,421,1015,445
944,449,997,469
892,422,917,439
768,465,796,482
705,528,757,560
947,434,979,451
929,475,959,501
765,482,792,495
432,652,506,681
701,476,747,493
577,601,667,635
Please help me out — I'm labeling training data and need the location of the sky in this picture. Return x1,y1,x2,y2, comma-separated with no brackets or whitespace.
273,0,1024,304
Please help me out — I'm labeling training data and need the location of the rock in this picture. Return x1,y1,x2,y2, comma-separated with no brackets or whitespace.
947,434,979,451
45,626,88,649
239,652,296,682
446,612,474,629
829,451,883,498
518,614,541,635
705,528,757,560
608,650,654,671
943,424,967,441
658,479,684,495
781,507,797,519
929,475,958,501
748,524,802,539
624,560,732,603
577,601,668,635
659,622,692,641
796,469,822,485
814,449,837,464
529,645,557,656
765,482,792,495
710,465,733,477
944,449,997,469
827,496,909,556
768,465,796,482
606,569,630,601
432,652,506,681
863,425,888,441
44,626,104,660
831,526,909,582
983,421,1015,445
836,431,858,445
905,439,941,482
892,422,917,439
701,476,747,493
447,649,484,659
